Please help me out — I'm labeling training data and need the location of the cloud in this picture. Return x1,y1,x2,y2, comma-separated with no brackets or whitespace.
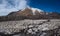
0,0,28,16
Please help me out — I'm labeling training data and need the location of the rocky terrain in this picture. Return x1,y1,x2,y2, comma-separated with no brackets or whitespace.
0,7,60,36
0,19,60,36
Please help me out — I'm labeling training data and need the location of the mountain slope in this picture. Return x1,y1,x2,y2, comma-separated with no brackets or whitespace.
8,7,44,16
0,7,60,21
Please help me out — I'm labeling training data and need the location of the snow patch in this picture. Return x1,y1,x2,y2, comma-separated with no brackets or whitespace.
21,6,44,15
31,8,44,15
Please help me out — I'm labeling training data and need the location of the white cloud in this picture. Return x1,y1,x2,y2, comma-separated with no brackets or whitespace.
0,0,28,16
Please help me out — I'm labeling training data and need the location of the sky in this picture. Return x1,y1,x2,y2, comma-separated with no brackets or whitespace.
0,0,60,16
29,0,60,12
0,0,27,16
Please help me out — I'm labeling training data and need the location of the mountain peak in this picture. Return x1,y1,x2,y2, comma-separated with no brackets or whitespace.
21,7,44,15
0,7,60,21
31,8,43,12
21,6,44,12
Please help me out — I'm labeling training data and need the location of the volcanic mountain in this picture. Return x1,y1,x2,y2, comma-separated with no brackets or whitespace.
0,7,60,21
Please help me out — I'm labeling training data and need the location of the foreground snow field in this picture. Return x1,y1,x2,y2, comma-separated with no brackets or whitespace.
0,19,60,36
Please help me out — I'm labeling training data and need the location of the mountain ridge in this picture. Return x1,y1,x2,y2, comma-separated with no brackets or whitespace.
0,7,60,21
